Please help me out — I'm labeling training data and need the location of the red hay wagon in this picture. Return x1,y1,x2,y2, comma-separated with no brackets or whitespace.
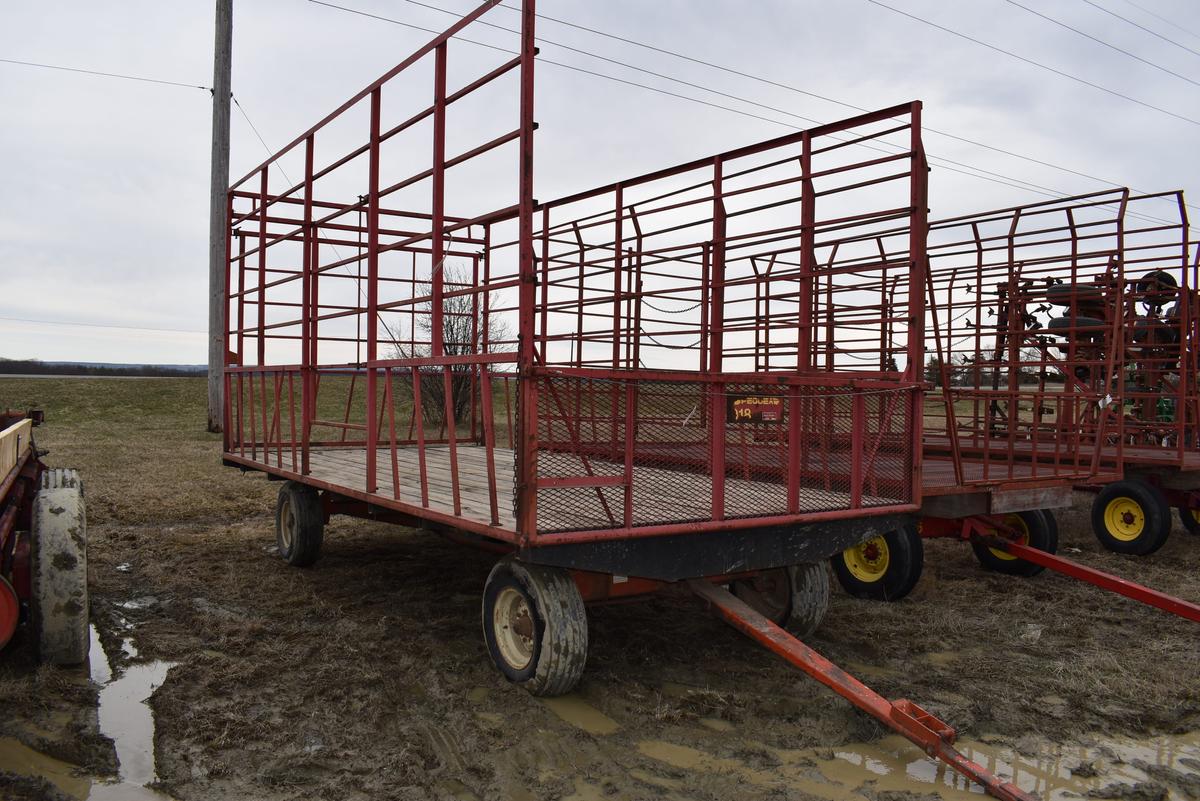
218,2,1196,798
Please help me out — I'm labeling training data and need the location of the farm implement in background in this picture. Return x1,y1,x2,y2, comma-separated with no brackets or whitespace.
0,409,88,664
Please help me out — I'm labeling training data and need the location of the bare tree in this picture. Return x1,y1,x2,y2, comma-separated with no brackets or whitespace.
391,263,512,429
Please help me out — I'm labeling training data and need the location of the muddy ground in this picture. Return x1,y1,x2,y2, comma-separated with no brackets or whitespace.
1,377,1199,801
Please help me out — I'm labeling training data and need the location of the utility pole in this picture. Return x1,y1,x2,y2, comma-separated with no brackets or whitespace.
207,0,232,433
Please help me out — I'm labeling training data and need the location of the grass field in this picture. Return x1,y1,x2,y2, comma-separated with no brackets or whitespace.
1,377,1198,801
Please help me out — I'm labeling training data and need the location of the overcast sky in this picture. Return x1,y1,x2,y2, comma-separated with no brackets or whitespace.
1,0,1197,364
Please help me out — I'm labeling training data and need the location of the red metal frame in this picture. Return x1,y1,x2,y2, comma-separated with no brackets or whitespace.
918,514,1200,622
221,0,929,547
923,191,1130,492
0,412,45,649
690,579,1034,801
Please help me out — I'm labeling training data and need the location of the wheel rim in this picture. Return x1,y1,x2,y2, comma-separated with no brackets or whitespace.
843,536,890,583
1190,508,1200,525
279,496,295,551
1104,497,1145,542
735,569,791,620
492,586,535,671
989,515,1030,561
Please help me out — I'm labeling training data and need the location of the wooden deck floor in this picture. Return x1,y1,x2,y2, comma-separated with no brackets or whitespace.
297,445,898,533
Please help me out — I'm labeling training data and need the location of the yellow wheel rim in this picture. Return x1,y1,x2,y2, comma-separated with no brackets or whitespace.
1190,508,1200,525
989,514,1030,561
1104,497,1145,542
843,536,890,583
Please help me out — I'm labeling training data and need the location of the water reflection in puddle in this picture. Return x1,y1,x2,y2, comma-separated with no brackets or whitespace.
635,730,1200,800
0,626,178,800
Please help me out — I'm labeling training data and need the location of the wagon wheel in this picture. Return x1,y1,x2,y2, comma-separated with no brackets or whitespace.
31,468,88,665
730,569,792,625
1178,506,1200,536
482,557,588,697
275,481,324,567
786,563,830,637
831,525,923,602
971,510,1057,577
1091,480,1170,556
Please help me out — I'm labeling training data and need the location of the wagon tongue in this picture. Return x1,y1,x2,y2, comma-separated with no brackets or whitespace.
688,580,1038,801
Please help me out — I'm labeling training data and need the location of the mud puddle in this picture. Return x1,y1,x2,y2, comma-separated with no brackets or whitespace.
0,625,176,800
635,729,1200,800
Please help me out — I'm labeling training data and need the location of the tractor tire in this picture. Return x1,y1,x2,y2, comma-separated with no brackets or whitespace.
1179,505,1200,536
1132,269,1178,304
786,562,830,637
1047,315,1107,341
1046,283,1104,308
831,525,923,602
31,468,88,666
275,481,324,567
731,568,793,625
971,510,1057,577
482,557,588,697
1091,480,1170,555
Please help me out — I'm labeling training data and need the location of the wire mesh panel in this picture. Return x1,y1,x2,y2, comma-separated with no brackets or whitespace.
529,373,917,535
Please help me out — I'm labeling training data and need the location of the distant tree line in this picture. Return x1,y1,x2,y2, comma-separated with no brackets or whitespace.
0,359,204,378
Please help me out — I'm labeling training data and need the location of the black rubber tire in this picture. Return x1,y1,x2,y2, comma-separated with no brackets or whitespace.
830,525,924,602
1046,283,1104,308
1047,315,1107,340
731,568,792,625
1179,505,1200,535
1038,508,1060,545
1091,480,1171,556
971,510,1058,577
482,557,588,697
1133,317,1180,346
275,481,324,567
1133,269,1178,298
31,468,89,666
786,563,830,637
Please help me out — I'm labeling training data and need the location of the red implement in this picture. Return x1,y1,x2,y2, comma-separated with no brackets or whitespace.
969,527,1200,623
688,579,1036,801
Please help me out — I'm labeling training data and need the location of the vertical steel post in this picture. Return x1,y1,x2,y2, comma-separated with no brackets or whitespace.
222,196,234,450
708,157,726,521
431,43,448,358
514,0,539,541
366,88,382,493
906,102,927,503
301,135,315,475
257,167,269,367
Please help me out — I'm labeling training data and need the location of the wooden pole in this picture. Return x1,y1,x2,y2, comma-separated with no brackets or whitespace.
207,0,233,433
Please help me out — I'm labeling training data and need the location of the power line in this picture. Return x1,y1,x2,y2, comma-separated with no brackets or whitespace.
1004,0,1200,87
479,0,1196,216
1114,0,1200,43
310,1,1093,205
1082,0,1200,57
864,0,1200,128
0,57,210,91
322,0,1192,230
0,315,205,335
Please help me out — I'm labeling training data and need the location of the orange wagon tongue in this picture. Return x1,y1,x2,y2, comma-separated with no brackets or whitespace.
688,579,1039,801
